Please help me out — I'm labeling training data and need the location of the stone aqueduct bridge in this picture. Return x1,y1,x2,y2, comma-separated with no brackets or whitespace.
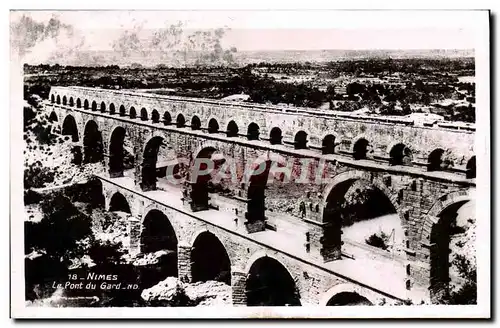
45,86,476,306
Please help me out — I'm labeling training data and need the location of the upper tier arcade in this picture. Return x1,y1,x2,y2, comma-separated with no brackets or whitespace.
49,86,475,170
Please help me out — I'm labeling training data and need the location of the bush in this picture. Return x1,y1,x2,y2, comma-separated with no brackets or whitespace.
365,232,389,250
24,163,55,189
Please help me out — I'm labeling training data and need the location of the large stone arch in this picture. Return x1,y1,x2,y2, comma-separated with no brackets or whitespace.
82,119,104,164
61,114,80,142
320,283,378,306
189,229,232,285
321,170,402,222
244,251,302,306
419,189,475,300
421,189,475,245
108,125,135,178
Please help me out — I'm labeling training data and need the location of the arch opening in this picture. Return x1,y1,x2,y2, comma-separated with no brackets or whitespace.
119,105,126,116
100,101,106,112
109,127,135,178
62,96,67,105
353,138,369,160
191,116,201,130
109,192,131,214
190,147,226,211
56,95,61,104
91,101,97,111
269,127,282,145
69,97,74,107
50,94,55,103
140,210,178,279
176,114,185,128
140,108,148,121
323,178,402,260
191,232,231,285
326,292,373,306
246,257,301,306
247,123,260,141
294,131,308,149
208,118,219,134
322,134,336,155
129,107,137,119
48,111,58,122
429,200,475,302
428,148,445,171
163,112,172,125
389,143,413,166
62,115,81,165
246,159,286,225
109,103,116,115
62,115,79,142
141,136,164,191
83,121,104,164
151,110,160,123
226,120,239,137
76,98,81,108
466,156,476,179
83,99,89,109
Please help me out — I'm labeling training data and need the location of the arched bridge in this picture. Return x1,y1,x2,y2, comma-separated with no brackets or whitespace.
44,86,476,306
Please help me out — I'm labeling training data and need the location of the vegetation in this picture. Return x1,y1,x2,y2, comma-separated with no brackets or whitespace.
365,232,390,250
24,56,475,122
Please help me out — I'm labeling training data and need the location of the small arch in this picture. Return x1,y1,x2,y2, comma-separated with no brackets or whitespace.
191,116,201,130
69,97,74,107
56,95,61,104
247,122,260,141
428,148,445,171
163,112,172,125
91,101,97,111
140,107,148,121
269,127,283,145
176,114,186,128
151,110,160,123
100,101,106,112
353,138,369,160
76,98,81,108
109,103,116,115
208,118,219,134
246,256,301,306
226,120,239,137
50,94,55,103
83,99,89,109
62,96,67,105
129,107,137,119
190,231,231,285
294,130,308,149
322,134,336,154
389,143,413,166
119,105,126,116
466,156,476,179
109,192,131,214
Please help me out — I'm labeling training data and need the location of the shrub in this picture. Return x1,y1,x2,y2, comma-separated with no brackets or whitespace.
365,232,389,250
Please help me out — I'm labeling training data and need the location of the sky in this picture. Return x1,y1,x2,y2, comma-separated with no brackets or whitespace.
9,10,484,65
